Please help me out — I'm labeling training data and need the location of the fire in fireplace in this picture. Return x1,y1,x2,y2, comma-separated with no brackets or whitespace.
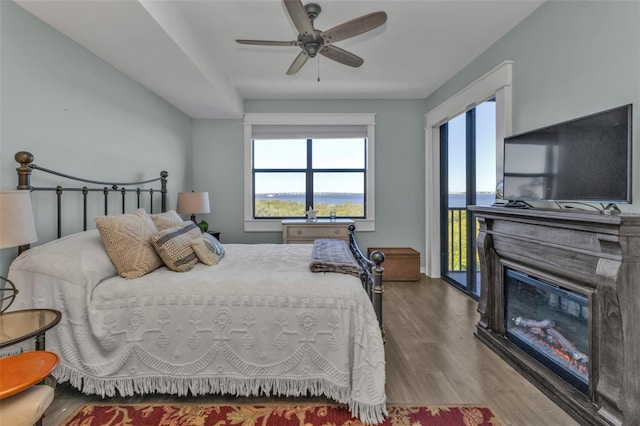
505,269,589,394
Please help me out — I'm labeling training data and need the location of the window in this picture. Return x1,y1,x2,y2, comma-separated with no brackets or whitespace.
244,113,376,232
253,138,366,219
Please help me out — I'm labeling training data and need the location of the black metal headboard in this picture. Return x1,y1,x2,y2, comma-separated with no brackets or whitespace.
15,151,168,245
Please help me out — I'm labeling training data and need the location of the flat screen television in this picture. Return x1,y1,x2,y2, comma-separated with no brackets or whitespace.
502,104,632,204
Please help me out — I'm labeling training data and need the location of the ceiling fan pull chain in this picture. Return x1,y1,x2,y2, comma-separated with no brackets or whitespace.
317,56,321,82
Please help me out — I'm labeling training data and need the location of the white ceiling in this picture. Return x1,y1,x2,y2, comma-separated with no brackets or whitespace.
15,0,545,119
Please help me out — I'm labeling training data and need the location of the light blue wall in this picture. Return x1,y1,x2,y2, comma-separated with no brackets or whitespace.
0,1,193,277
425,0,640,206
192,99,427,255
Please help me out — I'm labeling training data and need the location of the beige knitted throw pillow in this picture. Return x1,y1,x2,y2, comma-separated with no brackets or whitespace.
149,209,184,231
95,210,163,279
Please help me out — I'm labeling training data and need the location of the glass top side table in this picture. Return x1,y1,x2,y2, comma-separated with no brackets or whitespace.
0,309,61,350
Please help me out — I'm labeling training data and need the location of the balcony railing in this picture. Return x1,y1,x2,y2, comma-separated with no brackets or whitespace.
446,205,484,296
446,207,467,272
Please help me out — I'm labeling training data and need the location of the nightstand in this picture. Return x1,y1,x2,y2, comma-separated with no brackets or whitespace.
207,231,221,241
0,309,61,351
281,219,354,244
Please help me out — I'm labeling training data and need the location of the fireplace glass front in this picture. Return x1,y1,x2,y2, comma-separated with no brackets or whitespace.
505,269,589,394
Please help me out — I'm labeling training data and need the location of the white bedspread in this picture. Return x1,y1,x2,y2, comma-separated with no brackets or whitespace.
8,230,387,423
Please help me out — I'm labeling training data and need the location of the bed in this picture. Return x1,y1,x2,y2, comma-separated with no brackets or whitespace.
7,151,387,423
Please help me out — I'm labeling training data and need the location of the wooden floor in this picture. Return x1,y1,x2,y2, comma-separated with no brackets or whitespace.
43,276,578,425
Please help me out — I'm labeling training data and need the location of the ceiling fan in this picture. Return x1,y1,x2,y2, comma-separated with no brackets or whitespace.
236,0,387,75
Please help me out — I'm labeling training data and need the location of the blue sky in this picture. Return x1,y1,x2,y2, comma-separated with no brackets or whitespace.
447,100,497,193
254,138,365,193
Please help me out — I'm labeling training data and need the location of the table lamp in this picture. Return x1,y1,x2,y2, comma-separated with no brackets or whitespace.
0,191,38,313
176,191,211,232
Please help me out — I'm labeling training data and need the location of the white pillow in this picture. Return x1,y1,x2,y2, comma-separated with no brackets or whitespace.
8,229,117,289
190,237,220,266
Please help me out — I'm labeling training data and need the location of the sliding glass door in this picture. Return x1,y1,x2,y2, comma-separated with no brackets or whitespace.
440,99,496,297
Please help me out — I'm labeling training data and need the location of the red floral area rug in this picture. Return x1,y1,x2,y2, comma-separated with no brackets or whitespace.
61,403,503,425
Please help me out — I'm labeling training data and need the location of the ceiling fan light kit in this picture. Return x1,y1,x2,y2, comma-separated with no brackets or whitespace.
236,0,387,75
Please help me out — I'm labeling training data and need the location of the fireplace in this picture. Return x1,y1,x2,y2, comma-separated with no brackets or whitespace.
504,268,589,394
469,206,640,426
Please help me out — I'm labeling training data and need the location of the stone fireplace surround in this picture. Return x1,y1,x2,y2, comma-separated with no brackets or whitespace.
469,206,640,426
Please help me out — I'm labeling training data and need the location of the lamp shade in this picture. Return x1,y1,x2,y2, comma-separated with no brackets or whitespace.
0,191,38,249
176,192,210,215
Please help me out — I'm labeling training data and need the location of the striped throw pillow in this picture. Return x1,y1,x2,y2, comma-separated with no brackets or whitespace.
152,221,202,272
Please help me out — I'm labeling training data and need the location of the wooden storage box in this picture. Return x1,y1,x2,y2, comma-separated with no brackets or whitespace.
367,247,420,281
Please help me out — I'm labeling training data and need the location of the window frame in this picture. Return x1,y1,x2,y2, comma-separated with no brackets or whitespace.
253,138,367,219
243,113,376,232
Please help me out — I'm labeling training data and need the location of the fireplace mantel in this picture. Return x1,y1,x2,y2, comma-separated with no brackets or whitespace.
469,206,640,426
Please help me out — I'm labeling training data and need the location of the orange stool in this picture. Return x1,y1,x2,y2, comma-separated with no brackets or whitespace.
0,351,59,426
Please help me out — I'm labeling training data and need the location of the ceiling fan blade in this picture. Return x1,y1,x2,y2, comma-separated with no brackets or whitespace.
322,11,387,44
236,39,300,47
283,0,314,36
286,50,309,75
320,45,363,68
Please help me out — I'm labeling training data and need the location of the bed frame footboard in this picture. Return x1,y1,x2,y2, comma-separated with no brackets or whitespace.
348,224,385,338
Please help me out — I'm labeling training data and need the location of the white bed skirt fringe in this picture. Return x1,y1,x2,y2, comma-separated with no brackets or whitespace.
53,363,388,424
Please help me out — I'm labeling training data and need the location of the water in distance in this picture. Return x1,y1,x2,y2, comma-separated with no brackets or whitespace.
448,193,496,208
256,192,363,205
257,192,495,208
